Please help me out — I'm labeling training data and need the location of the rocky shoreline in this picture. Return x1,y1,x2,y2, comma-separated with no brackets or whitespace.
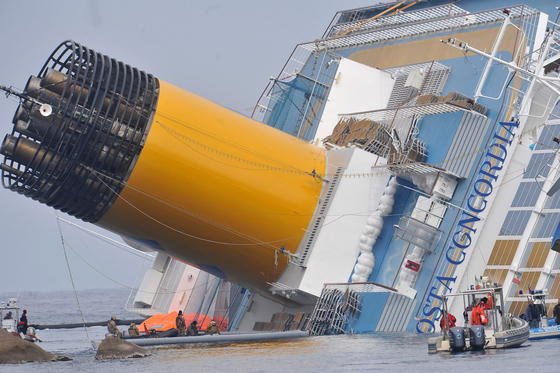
0,329,70,364
95,336,150,360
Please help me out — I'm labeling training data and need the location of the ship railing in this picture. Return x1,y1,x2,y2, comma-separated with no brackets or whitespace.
251,4,540,128
337,58,477,128
365,124,392,158
251,43,316,122
251,4,460,123
539,22,560,107
543,20,560,66
500,17,560,136
320,1,403,39
394,216,441,253
327,3,468,38
301,5,540,52
339,101,485,128
385,61,451,110
341,101,484,126
251,43,335,127
507,12,553,80
384,61,450,149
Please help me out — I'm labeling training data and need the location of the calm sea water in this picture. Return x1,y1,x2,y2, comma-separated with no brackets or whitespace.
1,289,558,372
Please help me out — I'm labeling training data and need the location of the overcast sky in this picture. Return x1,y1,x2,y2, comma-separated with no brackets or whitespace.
0,0,379,292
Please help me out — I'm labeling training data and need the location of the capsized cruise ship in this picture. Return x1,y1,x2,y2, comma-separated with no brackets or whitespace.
1,0,560,334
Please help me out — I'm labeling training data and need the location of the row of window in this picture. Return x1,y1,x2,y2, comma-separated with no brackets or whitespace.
511,182,541,207
523,152,554,179
499,210,560,238
534,124,560,150
500,123,560,234
499,210,531,236
511,183,560,210
489,122,560,309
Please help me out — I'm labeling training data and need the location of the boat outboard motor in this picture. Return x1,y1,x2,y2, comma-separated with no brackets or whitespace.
448,327,466,352
468,325,486,350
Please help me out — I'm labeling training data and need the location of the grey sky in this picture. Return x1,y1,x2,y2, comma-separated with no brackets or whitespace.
0,0,375,292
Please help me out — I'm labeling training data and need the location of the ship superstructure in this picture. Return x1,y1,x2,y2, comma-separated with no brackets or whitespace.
1,0,560,334
249,0,560,333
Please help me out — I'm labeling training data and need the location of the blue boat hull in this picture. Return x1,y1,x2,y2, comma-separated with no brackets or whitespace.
529,325,560,340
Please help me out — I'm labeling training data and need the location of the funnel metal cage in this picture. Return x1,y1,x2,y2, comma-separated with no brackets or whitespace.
0,41,159,222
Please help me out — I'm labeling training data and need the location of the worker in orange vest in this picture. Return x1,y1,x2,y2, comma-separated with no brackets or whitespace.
470,298,489,326
484,294,494,310
439,312,457,330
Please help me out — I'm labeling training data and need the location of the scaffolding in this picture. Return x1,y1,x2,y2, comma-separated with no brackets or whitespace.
308,285,361,336
308,282,397,335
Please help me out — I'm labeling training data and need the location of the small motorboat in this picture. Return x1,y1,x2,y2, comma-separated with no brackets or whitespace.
128,330,309,347
1,298,40,342
428,285,529,353
523,291,560,340
529,322,560,340
120,311,225,340
1,298,20,334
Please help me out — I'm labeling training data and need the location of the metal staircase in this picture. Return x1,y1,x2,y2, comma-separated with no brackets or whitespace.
308,285,361,336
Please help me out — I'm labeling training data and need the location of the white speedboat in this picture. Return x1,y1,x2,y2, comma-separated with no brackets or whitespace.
428,286,529,353
1,298,20,334
0,298,40,342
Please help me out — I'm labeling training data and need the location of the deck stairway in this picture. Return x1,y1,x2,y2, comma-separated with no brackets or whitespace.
308,285,361,335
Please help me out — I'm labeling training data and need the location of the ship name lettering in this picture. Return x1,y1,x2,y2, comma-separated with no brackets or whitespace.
416,121,519,333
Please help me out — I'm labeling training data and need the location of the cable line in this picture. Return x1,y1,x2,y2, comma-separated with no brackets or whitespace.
88,169,301,269
55,212,96,351
63,236,233,296
57,216,154,261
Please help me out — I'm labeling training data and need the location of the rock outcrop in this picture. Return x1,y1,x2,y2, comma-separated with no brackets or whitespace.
0,329,70,364
95,336,150,360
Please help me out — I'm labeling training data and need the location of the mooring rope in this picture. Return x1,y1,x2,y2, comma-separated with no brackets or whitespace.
55,212,97,351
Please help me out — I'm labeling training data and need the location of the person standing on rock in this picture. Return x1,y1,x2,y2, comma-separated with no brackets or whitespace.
107,316,121,338
176,310,186,336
